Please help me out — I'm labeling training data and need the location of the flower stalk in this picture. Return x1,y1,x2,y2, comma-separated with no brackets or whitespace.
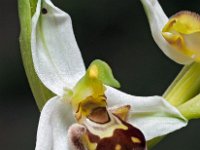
164,62,200,108
18,0,53,110
169,62,200,120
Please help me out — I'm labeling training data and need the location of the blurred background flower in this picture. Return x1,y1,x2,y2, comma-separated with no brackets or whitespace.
1,0,200,149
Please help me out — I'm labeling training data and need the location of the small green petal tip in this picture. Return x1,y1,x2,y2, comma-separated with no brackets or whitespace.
88,59,121,88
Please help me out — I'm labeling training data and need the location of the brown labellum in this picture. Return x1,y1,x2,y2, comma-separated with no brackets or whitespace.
83,106,147,150
95,119,146,150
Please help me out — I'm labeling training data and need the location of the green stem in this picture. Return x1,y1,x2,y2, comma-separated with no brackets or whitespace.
163,62,200,107
18,0,54,110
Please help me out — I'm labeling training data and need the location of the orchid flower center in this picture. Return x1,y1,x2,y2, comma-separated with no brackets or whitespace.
162,11,200,62
67,60,146,150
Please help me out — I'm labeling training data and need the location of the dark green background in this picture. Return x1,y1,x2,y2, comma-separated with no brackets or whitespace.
0,0,200,149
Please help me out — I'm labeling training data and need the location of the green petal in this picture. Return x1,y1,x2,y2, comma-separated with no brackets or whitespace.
87,59,120,88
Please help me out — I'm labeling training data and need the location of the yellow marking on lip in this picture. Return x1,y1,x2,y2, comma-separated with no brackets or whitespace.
115,144,121,150
131,137,141,144
82,134,97,150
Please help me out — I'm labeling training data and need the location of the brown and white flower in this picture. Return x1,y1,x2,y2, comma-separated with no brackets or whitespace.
32,0,187,150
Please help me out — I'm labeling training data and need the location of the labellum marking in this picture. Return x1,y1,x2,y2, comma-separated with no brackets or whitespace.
75,96,107,123
88,107,110,124
115,144,122,150
82,106,146,150
131,137,142,144
70,61,146,149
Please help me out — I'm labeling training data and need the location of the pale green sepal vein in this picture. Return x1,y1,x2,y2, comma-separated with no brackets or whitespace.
18,0,54,111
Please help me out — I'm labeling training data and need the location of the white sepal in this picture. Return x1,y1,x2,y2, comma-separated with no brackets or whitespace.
106,87,188,140
140,0,193,64
35,96,75,150
31,0,86,96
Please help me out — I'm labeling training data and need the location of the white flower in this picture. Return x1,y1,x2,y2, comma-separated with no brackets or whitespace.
31,0,187,149
141,0,200,64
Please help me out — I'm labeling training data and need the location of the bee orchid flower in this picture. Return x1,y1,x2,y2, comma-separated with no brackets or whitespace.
31,0,187,149
140,0,200,111
141,0,200,64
